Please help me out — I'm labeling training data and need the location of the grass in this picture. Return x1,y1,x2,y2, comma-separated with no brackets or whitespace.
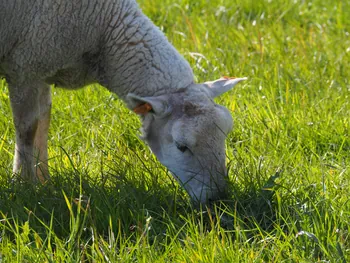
0,0,349,261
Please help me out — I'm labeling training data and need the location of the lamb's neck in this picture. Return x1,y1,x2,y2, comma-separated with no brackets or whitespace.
101,3,194,105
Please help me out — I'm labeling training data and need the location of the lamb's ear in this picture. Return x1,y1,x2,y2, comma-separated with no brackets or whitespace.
127,93,171,117
203,77,247,98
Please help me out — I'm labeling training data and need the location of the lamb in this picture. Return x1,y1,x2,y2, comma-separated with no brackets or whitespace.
0,0,246,204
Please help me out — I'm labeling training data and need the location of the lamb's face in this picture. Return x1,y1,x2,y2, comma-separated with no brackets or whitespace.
146,97,233,204
127,77,247,204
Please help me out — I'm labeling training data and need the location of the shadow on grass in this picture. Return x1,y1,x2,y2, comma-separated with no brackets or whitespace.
1,166,347,262
0,168,194,239
0,167,285,241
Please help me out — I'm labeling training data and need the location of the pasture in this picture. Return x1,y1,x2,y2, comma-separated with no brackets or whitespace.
0,0,349,261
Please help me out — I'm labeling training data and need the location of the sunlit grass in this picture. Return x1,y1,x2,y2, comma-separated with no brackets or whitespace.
0,0,349,261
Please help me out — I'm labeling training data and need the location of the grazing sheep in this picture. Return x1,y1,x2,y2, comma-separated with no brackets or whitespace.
0,0,246,204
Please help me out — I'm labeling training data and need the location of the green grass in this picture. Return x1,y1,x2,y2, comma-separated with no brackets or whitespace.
1,0,349,261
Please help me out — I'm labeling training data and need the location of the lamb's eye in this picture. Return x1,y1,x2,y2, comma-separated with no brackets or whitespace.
175,141,188,153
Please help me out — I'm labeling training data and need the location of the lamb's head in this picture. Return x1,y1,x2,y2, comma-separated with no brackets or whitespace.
128,77,247,205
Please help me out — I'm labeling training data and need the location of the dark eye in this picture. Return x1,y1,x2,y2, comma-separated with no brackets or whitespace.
175,141,188,153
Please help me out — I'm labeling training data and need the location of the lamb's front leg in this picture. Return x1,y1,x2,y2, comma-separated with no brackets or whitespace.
9,81,50,182
33,85,51,182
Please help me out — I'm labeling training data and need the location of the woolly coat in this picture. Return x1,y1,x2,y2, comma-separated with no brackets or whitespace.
0,0,194,105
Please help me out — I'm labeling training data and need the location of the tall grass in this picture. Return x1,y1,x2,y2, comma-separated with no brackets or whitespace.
0,0,349,261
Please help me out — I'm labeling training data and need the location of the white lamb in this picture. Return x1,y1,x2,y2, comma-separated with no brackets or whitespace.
0,0,246,204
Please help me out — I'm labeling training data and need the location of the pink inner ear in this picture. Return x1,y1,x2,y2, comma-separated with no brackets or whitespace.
133,103,153,115
222,76,237,80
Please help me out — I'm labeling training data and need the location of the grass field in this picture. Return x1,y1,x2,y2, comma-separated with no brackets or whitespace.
0,0,349,261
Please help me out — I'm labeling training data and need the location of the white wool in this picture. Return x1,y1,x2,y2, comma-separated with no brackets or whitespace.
0,0,246,204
